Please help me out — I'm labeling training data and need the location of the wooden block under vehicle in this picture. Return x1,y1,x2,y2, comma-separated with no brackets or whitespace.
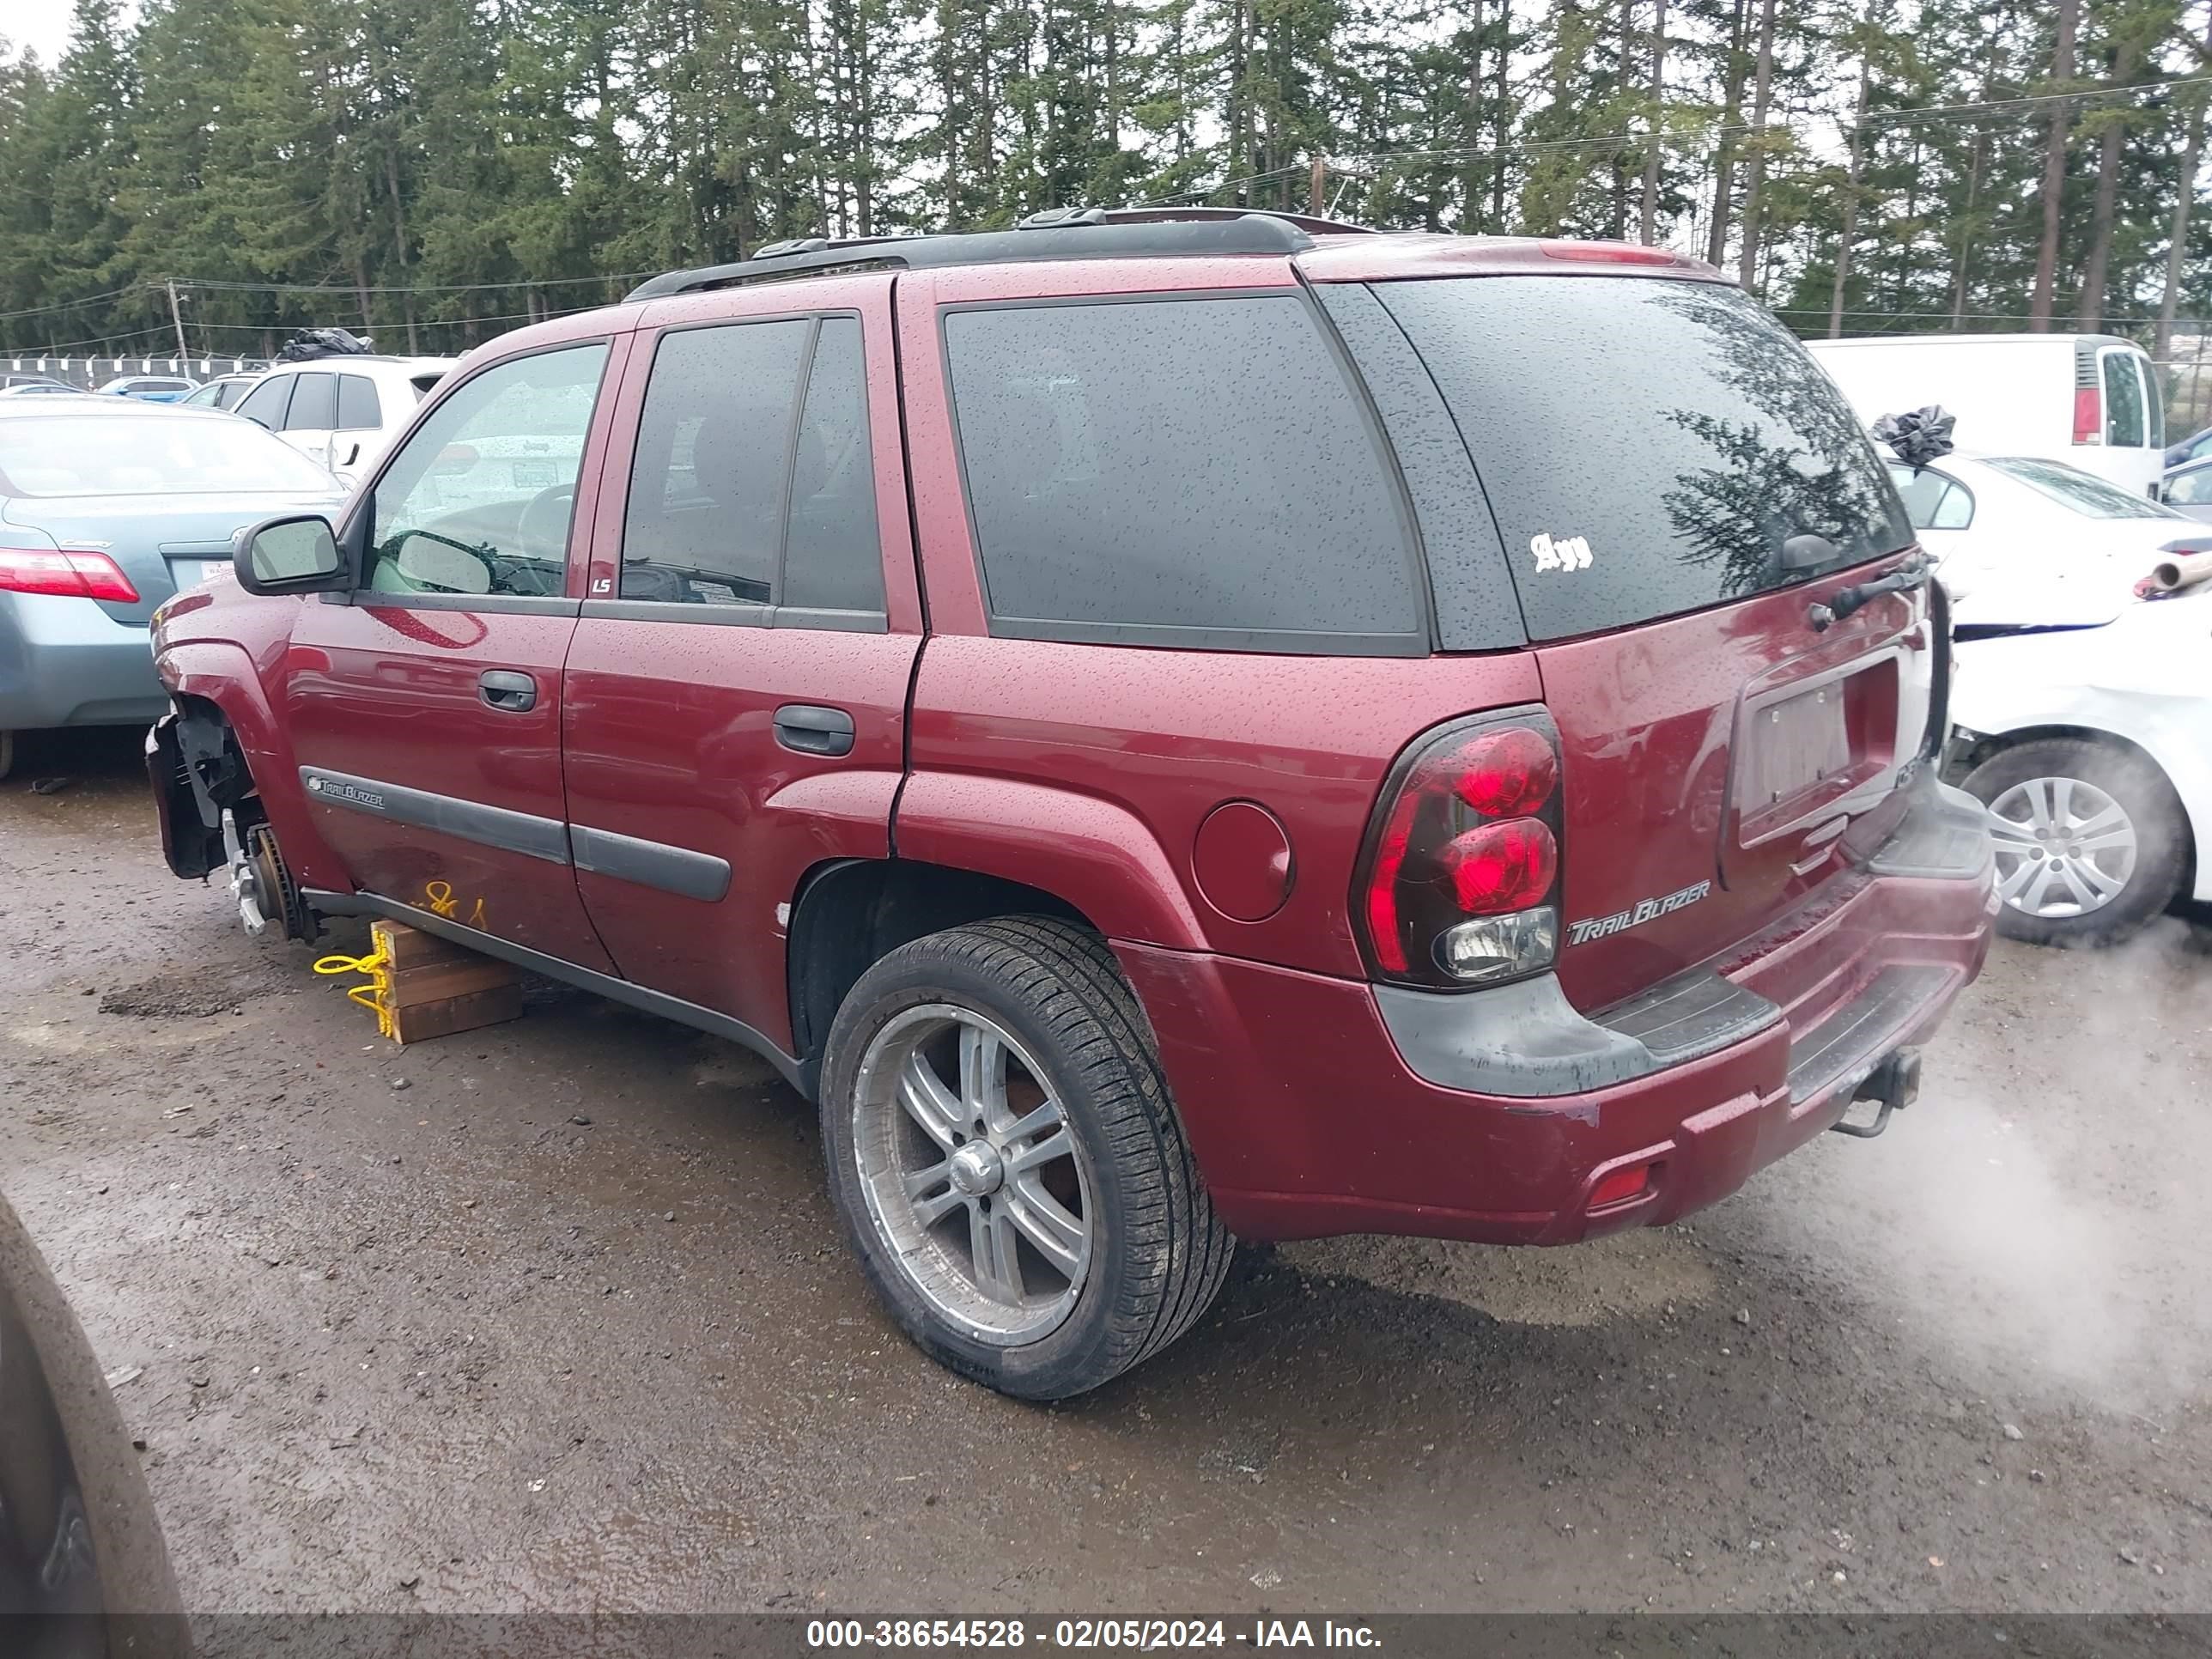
368,920,523,1044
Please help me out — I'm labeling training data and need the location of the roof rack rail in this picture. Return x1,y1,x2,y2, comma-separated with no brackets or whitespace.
623,207,1378,302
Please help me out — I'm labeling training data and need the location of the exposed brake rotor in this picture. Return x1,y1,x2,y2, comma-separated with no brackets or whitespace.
221,810,312,941
250,823,312,941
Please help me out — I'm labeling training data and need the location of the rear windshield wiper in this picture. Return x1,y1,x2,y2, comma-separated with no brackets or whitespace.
1808,552,1932,632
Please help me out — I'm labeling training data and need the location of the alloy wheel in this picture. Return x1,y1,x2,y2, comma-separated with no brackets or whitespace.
850,1004,1092,1346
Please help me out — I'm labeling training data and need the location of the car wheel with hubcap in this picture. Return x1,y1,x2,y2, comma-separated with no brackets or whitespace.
1964,737,2189,946
819,916,1233,1400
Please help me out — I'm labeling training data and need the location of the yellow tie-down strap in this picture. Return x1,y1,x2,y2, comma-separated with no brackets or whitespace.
313,936,395,1040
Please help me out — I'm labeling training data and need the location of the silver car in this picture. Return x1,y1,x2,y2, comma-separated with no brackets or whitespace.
0,399,345,779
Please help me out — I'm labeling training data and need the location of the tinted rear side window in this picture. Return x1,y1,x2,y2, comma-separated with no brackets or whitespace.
781,318,884,614
943,295,1425,652
337,374,382,430
623,319,811,605
283,372,337,431
1377,277,1912,641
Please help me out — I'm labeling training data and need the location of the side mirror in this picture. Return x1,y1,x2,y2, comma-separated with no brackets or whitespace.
234,515,347,596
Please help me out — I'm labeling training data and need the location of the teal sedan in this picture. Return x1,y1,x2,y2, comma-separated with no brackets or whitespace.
0,399,345,779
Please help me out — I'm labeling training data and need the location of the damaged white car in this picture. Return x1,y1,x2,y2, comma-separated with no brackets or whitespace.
1948,560,2212,945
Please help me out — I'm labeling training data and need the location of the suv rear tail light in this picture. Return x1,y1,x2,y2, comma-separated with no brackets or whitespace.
0,547,141,602
2073,386,2101,446
1356,708,1566,988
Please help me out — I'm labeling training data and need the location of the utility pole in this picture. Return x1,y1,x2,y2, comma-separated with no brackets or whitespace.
1310,154,1327,217
165,279,190,368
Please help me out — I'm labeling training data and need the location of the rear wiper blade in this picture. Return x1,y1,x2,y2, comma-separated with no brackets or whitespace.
1809,553,1933,633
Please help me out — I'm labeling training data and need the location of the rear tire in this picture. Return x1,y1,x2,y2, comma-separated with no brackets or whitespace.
818,916,1232,1400
0,731,13,781
1963,737,2188,946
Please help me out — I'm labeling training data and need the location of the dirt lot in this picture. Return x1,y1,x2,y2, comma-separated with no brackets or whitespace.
2,732,2207,1615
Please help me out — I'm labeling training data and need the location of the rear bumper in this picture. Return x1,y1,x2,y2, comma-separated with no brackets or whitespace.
0,592,165,730
1121,777,1996,1246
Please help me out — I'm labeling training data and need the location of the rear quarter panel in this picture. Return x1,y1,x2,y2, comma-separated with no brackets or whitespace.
892,258,1543,972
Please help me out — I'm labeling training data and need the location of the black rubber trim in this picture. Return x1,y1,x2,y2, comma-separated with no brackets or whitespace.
1595,969,1784,1066
579,598,888,634
626,215,1316,299
1374,972,1657,1099
300,887,805,1092
1786,964,1952,1104
1862,777,1993,879
569,823,732,902
297,767,571,866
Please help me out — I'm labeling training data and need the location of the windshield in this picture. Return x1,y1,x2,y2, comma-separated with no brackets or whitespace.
1984,456,2185,521
0,415,337,497
1376,276,1913,641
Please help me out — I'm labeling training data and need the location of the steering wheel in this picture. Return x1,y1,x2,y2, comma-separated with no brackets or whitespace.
518,484,576,562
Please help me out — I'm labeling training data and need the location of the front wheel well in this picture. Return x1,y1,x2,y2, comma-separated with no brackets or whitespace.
786,859,1097,1075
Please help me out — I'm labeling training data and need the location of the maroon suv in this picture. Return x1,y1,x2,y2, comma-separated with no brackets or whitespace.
148,209,1995,1398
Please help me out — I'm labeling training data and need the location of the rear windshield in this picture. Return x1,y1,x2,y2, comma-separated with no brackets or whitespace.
1376,276,1913,641
0,414,336,497
1986,456,2183,520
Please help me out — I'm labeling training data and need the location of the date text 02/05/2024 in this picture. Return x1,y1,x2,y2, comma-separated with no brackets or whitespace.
803,1618,1382,1650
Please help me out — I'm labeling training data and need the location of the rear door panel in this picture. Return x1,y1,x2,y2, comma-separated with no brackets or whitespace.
562,273,921,1052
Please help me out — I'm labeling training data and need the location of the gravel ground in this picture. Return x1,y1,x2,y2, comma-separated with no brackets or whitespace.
2,731,2207,1614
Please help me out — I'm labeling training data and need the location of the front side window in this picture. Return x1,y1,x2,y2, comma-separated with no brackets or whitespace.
365,343,608,600
1887,464,1973,531
942,294,1422,648
620,315,883,614
1986,456,2182,520
235,374,293,430
2103,351,2146,448
2166,465,2212,507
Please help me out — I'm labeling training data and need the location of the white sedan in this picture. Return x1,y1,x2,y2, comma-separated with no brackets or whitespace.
1948,577,2210,945
1887,453,2209,627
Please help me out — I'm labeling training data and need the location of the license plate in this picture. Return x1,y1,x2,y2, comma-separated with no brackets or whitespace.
1737,684,1852,811
512,460,556,489
199,560,229,585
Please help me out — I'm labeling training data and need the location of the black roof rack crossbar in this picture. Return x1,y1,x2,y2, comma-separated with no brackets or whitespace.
623,208,1375,301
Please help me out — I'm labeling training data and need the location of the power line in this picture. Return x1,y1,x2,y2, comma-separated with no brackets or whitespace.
0,283,149,323
181,271,660,296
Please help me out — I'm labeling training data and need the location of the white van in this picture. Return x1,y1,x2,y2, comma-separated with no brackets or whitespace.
1805,333,2165,497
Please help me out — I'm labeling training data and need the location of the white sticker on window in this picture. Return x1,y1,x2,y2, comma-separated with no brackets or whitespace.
1530,532,1594,573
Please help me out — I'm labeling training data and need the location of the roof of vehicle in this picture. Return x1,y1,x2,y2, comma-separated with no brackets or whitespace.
258,355,455,373
0,395,234,422
1811,331,2140,352
623,206,1727,301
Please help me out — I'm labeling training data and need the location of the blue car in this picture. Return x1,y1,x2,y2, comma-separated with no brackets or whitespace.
0,398,345,779
94,374,200,403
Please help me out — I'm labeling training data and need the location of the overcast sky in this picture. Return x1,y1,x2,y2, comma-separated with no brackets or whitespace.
4,0,110,69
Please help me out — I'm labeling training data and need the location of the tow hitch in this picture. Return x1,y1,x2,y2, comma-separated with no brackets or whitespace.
1828,1047,1922,1139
